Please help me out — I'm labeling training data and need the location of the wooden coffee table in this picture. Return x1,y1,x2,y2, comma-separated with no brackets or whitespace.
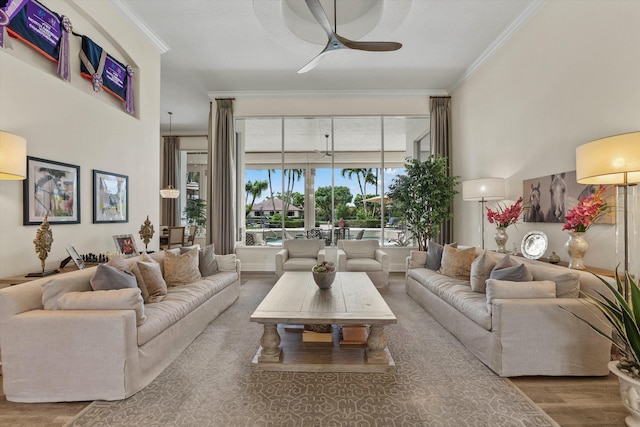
250,271,397,372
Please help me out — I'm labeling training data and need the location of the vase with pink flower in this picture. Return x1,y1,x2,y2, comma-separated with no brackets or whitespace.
562,185,608,269
486,197,525,253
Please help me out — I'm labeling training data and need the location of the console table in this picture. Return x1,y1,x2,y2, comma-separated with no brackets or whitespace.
0,263,99,289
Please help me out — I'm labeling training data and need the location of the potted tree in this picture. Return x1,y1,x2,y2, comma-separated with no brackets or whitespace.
387,155,459,251
183,198,207,236
564,271,640,426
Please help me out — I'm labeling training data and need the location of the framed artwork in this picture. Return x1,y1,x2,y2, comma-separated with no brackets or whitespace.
65,244,85,270
93,170,128,223
113,234,138,258
23,157,80,225
522,170,615,224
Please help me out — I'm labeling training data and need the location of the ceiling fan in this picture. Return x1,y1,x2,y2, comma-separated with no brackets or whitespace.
298,0,402,74
314,134,332,158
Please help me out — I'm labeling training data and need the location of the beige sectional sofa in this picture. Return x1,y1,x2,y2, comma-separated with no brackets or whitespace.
0,249,240,402
405,246,612,377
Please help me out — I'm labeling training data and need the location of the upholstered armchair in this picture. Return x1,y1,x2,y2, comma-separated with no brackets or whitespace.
336,240,389,287
275,239,326,279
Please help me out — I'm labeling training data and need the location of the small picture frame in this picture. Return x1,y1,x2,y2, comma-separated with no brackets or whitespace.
65,244,85,270
94,170,128,223
113,234,138,258
24,156,80,225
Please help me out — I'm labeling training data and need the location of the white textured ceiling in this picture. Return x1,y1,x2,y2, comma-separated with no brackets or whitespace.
119,0,542,133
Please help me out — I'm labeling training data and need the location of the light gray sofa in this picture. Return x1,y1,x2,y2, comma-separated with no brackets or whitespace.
0,250,240,402
405,248,612,377
275,239,326,279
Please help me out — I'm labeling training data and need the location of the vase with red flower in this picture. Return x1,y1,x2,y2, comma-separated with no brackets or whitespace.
486,197,525,253
562,185,608,270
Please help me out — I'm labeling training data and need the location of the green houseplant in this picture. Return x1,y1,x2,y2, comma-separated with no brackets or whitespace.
564,270,640,425
387,155,459,251
183,198,207,235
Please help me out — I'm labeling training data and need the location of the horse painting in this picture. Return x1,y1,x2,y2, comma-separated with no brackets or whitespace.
547,173,567,222
524,182,545,222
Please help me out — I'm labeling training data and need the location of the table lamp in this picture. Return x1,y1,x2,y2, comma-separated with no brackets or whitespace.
0,131,27,180
462,178,505,249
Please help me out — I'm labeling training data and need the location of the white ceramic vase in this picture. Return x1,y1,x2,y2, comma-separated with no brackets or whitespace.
609,360,640,427
565,231,588,270
494,227,508,253
312,270,335,290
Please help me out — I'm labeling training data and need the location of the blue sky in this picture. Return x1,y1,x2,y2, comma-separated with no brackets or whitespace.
245,168,403,204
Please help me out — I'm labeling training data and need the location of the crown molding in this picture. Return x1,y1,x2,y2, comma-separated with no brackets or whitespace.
450,0,544,92
207,89,449,100
110,0,170,54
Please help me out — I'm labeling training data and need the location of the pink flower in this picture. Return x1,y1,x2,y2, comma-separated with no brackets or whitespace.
562,185,608,232
486,197,525,228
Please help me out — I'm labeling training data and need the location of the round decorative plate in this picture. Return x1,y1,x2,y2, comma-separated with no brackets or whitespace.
521,231,548,260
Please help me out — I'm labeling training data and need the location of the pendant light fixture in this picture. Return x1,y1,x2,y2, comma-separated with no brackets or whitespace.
160,111,180,199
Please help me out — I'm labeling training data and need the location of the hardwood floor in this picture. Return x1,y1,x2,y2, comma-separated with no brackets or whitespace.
0,272,628,426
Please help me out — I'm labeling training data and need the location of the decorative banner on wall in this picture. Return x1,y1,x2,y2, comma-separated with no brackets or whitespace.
0,0,28,48
4,0,71,80
79,35,134,114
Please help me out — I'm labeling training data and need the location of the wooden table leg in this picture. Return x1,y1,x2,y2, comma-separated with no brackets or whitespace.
366,324,389,364
259,323,282,362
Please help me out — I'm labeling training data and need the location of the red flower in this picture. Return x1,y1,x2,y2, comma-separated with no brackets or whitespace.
486,197,525,228
563,185,608,232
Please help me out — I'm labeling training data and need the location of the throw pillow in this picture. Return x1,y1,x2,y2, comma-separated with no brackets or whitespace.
426,241,457,271
490,255,533,282
216,254,237,272
164,247,202,287
90,258,137,291
470,250,498,293
132,254,167,303
426,240,444,270
528,265,580,298
198,244,218,276
485,279,556,312
438,245,476,281
408,250,428,269
58,288,146,326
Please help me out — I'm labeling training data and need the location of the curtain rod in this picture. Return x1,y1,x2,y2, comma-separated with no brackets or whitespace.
430,96,451,99
214,97,236,100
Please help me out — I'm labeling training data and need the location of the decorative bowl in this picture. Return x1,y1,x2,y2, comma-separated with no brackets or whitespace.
312,270,336,290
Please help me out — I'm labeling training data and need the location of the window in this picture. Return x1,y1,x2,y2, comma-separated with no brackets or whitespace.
237,116,428,247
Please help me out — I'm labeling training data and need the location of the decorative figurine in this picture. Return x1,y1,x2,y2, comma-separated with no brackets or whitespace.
27,215,59,277
139,215,155,252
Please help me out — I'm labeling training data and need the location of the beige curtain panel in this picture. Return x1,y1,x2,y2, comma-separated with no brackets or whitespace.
430,96,453,245
207,99,236,254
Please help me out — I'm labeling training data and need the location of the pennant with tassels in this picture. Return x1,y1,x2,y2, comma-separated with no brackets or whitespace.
79,35,134,114
4,0,70,81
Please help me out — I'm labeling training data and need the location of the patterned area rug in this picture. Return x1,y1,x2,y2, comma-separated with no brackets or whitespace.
67,276,559,427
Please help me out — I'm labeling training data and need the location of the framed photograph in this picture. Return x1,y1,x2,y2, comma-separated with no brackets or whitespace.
523,170,615,224
93,170,128,223
65,244,85,270
23,157,80,225
113,234,138,258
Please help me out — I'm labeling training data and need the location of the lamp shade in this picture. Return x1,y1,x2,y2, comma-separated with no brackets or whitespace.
160,185,180,198
0,131,27,180
462,178,505,201
576,131,640,184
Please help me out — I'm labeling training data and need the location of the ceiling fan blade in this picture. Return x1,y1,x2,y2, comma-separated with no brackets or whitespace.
337,35,402,52
298,50,329,74
304,0,335,39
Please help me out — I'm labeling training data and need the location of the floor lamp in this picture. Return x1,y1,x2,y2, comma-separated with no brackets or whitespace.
576,131,640,298
462,178,505,249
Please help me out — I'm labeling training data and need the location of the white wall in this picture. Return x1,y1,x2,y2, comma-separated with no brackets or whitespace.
451,0,640,270
0,0,162,276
